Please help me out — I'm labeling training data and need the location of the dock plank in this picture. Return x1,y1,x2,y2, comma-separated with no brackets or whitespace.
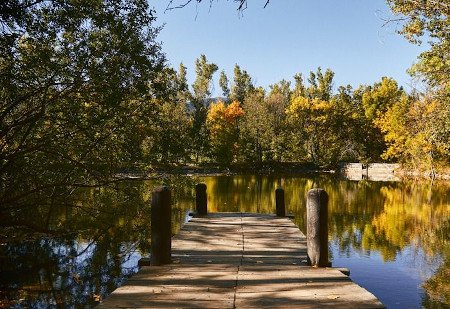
98,213,384,308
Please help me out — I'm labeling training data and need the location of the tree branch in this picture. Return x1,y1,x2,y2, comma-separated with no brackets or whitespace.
165,0,270,11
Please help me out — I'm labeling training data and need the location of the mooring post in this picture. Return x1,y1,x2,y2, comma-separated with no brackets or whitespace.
150,186,172,265
306,188,329,267
275,187,285,217
195,183,207,216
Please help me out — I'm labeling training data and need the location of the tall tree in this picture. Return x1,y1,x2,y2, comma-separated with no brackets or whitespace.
306,67,334,101
292,73,306,99
239,88,272,163
176,63,190,102
265,80,291,162
190,54,218,161
219,70,230,100
230,64,254,104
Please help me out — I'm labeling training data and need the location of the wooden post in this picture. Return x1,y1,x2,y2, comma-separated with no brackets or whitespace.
195,183,207,216
150,186,172,265
306,188,329,267
275,187,285,217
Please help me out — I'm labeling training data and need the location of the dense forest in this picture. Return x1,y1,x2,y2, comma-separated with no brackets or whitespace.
1,0,449,221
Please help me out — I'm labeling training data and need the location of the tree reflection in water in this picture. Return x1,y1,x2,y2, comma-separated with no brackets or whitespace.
0,174,449,308
0,177,193,308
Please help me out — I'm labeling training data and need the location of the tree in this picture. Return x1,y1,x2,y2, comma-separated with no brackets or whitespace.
330,85,368,162
165,0,270,11
386,0,450,94
287,96,338,166
362,77,403,121
190,54,218,162
219,70,230,99
239,88,273,163
264,80,291,162
206,100,244,164
376,94,450,173
374,94,412,162
0,0,166,230
176,63,190,102
292,73,306,99
286,68,341,166
352,77,405,162
142,99,192,163
306,67,334,101
230,64,254,104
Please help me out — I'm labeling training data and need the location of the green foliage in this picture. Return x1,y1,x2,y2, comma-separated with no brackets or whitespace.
362,77,403,120
219,70,230,99
387,0,450,94
306,67,335,101
1,0,449,237
239,88,272,163
230,64,254,104
190,54,218,162
142,100,192,163
0,0,166,225
192,54,218,102
264,80,291,162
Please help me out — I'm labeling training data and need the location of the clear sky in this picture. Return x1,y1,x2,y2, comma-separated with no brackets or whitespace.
152,0,428,96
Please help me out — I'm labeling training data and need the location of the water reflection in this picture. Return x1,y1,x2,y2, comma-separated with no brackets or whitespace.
193,175,450,307
0,177,192,308
0,174,449,308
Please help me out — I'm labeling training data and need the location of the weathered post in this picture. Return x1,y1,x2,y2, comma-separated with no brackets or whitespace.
275,187,285,217
150,186,172,265
195,183,207,216
306,188,329,267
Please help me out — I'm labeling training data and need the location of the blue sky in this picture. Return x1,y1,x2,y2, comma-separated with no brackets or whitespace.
152,0,428,96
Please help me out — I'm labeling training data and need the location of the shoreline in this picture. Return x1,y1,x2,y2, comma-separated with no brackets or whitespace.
117,162,450,181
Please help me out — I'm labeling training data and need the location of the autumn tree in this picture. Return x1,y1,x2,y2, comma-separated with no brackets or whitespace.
386,0,450,173
387,0,450,94
306,67,335,101
286,68,342,166
330,85,368,162
376,95,450,173
206,101,244,164
287,96,339,166
358,77,405,161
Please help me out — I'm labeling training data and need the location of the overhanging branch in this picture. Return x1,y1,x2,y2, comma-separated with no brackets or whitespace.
165,0,270,11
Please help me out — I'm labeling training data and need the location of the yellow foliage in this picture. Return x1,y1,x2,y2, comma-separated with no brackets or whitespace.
206,101,244,163
225,101,245,122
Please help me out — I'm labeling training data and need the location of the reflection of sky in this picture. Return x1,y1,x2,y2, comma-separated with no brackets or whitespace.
73,240,141,273
331,241,443,308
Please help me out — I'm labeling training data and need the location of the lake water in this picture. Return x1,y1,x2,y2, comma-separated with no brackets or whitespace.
1,174,449,308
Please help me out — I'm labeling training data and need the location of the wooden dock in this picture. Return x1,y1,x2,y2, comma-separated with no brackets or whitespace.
98,213,384,308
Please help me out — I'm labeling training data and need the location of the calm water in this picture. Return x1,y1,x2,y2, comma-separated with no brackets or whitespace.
1,174,449,308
